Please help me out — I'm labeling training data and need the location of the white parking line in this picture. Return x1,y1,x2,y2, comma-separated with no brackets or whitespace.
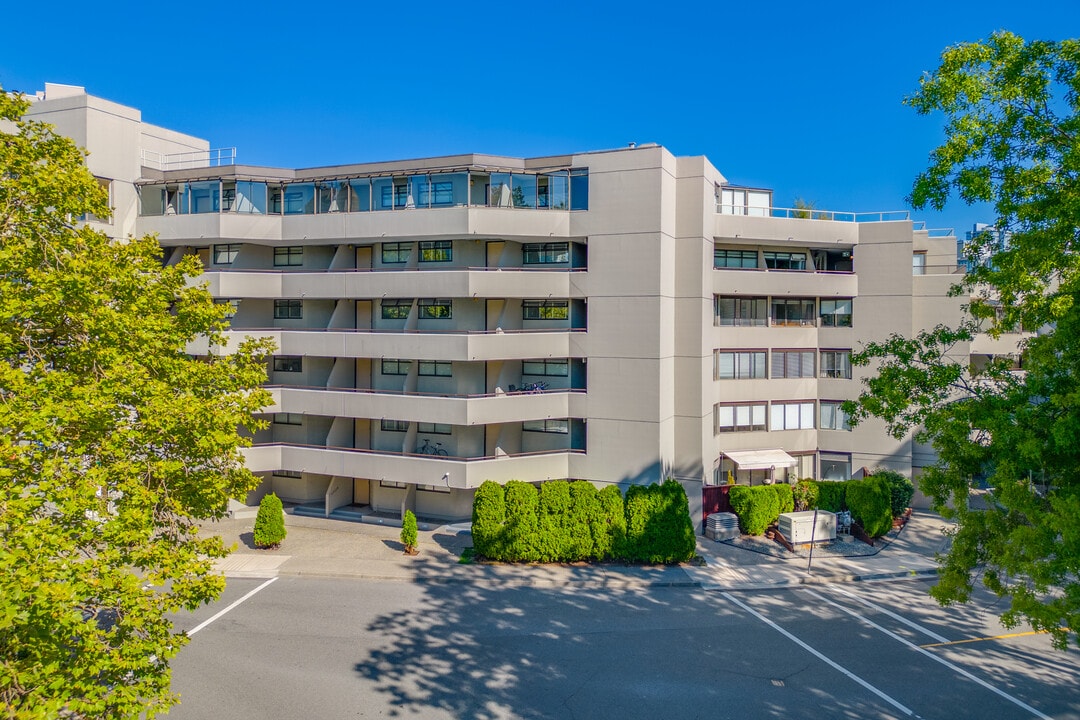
721,592,914,717
802,589,1052,720
827,586,951,643
187,577,278,637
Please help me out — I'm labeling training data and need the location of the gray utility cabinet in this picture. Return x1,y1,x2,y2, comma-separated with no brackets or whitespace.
778,510,836,543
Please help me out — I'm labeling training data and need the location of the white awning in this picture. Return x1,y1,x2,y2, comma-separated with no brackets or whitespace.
722,448,798,470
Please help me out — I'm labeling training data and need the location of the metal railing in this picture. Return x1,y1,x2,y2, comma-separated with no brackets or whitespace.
717,204,913,223
141,147,236,171
253,441,585,462
266,384,586,399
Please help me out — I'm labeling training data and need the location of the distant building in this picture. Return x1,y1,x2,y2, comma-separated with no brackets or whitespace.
959,222,1010,271
22,82,1023,525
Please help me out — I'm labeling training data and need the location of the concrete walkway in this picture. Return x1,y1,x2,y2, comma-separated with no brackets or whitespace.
204,510,951,591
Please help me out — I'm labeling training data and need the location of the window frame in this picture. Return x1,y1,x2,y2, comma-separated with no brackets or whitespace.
273,356,303,373
522,359,570,377
381,299,412,320
381,241,411,264
771,297,817,327
417,422,452,435
418,360,452,377
419,240,452,263
273,299,303,320
273,246,304,267
714,248,759,269
417,298,452,319
714,403,767,433
380,419,410,432
763,251,807,270
522,300,569,320
522,418,570,434
213,243,241,265
820,400,852,431
715,295,768,327
820,298,853,327
820,350,853,379
770,401,816,431
771,349,816,379
714,350,767,379
380,359,411,376
522,242,570,264
273,413,303,425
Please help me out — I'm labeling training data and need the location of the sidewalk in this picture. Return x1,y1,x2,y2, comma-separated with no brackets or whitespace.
204,510,951,591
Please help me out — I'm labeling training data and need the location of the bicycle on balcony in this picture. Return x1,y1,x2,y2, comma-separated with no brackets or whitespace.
417,439,448,456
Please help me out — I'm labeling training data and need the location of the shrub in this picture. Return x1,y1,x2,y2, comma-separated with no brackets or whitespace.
594,485,625,560
872,469,915,518
793,479,819,511
623,481,695,563
773,483,794,514
846,476,893,537
729,485,780,536
537,481,573,562
815,480,847,512
502,480,540,562
400,510,418,553
568,481,598,560
471,481,506,558
253,493,286,548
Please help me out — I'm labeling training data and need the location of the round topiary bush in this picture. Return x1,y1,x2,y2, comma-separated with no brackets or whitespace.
253,493,286,549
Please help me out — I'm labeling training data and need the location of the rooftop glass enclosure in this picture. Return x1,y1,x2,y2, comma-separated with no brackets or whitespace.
140,169,588,216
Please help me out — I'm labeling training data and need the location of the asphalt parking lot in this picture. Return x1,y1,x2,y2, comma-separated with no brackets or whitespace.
169,576,1080,719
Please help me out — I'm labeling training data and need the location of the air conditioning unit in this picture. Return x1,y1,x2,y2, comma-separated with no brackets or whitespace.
778,510,836,544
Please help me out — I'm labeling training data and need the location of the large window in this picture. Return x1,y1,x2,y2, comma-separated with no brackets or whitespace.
714,249,759,269
820,299,853,327
381,299,412,320
715,351,766,379
418,360,452,377
772,350,815,378
380,359,411,375
913,252,927,275
273,356,303,372
716,296,768,326
820,401,851,430
771,298,816,326
763,251,806,270
522,359,569,376
381,242,411,264
418,299,452,319
715,403,767,433
273,300,303,319
820,350,852,379
522,300,569,320
274,246,303,267
273,413,302,425
523,419,569,434
820,452,852,481
417,422,452,435
569,169,589,211
770,402,815,431
523,242,570,264
213,243,241,265
381,419,409,432
419,240,452,262
283,183,315,215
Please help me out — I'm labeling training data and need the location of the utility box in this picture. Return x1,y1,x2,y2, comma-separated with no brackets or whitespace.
778,511,836,544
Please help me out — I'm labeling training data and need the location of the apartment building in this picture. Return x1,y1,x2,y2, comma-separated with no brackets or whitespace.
23,83,986,526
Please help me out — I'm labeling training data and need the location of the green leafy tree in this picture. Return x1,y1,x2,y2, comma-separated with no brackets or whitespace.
400,510,418,554
847,32,1080,648
0,88,273,716
253,493,287,549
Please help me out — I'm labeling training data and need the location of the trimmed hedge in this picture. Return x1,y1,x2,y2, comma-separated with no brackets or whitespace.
728,485,780,536
253,493,286,548
470,479,690,564
846,476,893,537
815,481,847,512
871,469,914,518
774,483,795,514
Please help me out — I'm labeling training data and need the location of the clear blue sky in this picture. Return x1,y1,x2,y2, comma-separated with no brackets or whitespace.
3,0,1077,234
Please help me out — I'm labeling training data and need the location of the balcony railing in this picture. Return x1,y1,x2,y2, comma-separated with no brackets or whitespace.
141,148,236,171
251,441,585,462
265,384,585,399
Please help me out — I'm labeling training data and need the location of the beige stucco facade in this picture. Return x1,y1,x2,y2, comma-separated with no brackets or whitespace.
24,84,1018,527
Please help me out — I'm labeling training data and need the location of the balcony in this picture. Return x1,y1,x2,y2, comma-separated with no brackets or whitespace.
267,385,587,425
199,268,587,300
191,327,586,361
712,268,858,298
243,443,583,489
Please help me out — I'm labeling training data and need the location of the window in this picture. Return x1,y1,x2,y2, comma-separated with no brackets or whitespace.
820,452,852,481
418,360,452,376
283,183,315,215
714,249,759,269
214,243,241,265
417,422,451,435
273,356,303,372
217,299,240,318
820,350,852,379
715,296,767,326
273,299,303,319
763,251,806,270
771,350,816,378
523,242,570,264
419,240,452,262
820,401,851,431
418,299,452,319
381,420,410,432
380,480,407,489
913,252,927,275
381,241,411,264
522,359,569,376
820,298,853,327
274,470,302,478
715,351,766,379
380,359,411,375
418,484,451,494
274,246,304,267
421,180,454,206
381,299,412,319
273,413,302,425
569,169,589,211
771,298,816,326
523,419,569,434
522,300,569,320
715,403,767,433
770,402,815,431
379,183,408,209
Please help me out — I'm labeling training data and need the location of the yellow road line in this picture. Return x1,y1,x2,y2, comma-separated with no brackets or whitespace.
920,630,1050,648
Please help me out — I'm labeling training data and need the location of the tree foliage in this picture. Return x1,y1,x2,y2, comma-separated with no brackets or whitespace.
848,32,1080,648
0,88,273,716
